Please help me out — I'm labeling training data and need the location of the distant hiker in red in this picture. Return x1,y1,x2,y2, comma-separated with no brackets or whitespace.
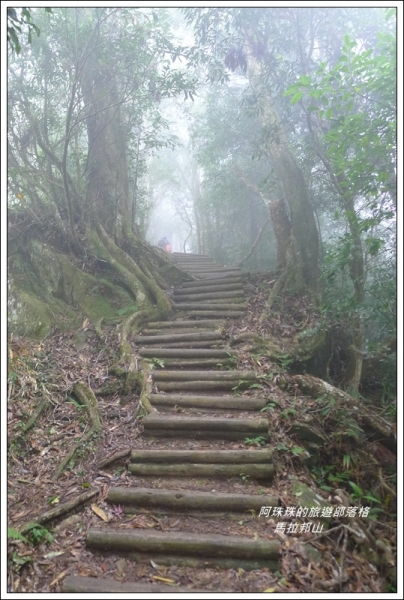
158,237,171,252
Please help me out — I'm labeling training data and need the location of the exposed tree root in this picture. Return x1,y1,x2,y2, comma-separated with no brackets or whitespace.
20,489,99,534
229,331,286,359
96,449,131,470
23,396,50,433
285,373,396,453
53,383,102,481
94,317,104,340
134,359,156,417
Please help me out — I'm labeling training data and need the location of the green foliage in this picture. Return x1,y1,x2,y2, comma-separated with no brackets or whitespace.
348,481,381,504
116,304,138,317
280,408,297,419
145,357,165,369
244,435,267,446
276,354,293,370
24,524,54,545
7,8,51,53
9,551,33,571
290,445,305,456
284,10,396,390
260,400,279,412
7,528,29,544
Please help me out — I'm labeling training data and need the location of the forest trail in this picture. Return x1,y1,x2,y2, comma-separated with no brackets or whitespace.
63,253,281,593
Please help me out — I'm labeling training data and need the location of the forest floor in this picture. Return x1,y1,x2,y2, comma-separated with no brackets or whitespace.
6,274,397,593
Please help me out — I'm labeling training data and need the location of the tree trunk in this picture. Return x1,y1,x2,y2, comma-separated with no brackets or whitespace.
245,51,319,298
81,55,130,240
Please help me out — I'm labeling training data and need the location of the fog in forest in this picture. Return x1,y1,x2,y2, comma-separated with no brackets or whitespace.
6,6,398,593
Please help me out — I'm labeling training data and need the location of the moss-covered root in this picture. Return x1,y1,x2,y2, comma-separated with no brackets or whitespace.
134,359,155,418
118,309,154,343
53,383,102,481
97,224,171,316
73,382,102,432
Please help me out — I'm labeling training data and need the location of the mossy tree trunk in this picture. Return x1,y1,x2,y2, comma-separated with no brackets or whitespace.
8,9,195,340
245,51,319,301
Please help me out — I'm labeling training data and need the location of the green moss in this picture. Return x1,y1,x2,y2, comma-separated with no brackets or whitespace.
297,327,327,360
8,238,140,337
8,284,77,339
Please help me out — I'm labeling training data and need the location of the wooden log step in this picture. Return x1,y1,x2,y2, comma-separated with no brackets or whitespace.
155,380,250,391
179,279,242,290
107,486,277,512
175,258,215,269
146,319,225,328
174,303,246,311
184,270,241,277
63,576,206,594
175,288,243,298
172,252,210,257
142,430,270,441
130,448,274,463
149,394,267,410
142,414,268,432
175,263,221,269
153,370,256,381
183,272,241,279
143,328,225,335
86,528,279,562
142,341,222,349
184,297,244,304
141,340,221,349
180,266,240,271
128,463,274,479
172,291,244,301
149,358,234,368
140,348,235,358
135,331,222,344
178,311,244,318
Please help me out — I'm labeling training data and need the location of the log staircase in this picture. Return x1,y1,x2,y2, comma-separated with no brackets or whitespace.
64,253,279,593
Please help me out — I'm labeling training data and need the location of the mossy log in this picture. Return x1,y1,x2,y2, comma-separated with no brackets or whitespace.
107,486,278,511
181,311,244,318
147,358,233,368
175,283,243,294
63,576,207,594
143,328,223,335
180,276,242,288
149,394,266,410
142,415,268,432
146,319,225,328
130,447,274,463
136,331,223,344
126,554,278,572
153,370,256,381
142,341,223,349
155,380,251,391
142,430,270,441
173,302,246,311
172,291,244,301
86,528,279,561
180,268,241,274
140,348,235,358
128,462,274,478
